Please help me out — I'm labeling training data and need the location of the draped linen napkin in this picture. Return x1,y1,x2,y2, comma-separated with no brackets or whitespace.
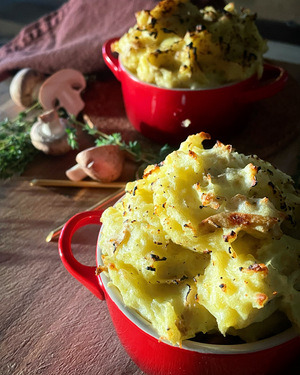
0,0,225,80
0,0,159,79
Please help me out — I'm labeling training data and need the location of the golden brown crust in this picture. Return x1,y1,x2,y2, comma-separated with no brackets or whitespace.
95,265,107,275
255,293,268,307
143,164,161,178
242,263,269,277
199,212,280,236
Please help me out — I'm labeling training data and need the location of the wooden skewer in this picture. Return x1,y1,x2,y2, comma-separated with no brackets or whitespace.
45,188,125,242
30,179,126,189
83,114,96,129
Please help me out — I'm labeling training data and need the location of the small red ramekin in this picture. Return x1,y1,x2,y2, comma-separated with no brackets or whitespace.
59,210,300,375
102,38,288,144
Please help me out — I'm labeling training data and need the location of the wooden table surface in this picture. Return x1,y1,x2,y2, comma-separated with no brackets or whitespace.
1,59,300,375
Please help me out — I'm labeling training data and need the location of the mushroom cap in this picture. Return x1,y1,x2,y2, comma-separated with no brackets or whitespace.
30,111,72,155
9,68,46,108
38,69,86,116
76,145,125,182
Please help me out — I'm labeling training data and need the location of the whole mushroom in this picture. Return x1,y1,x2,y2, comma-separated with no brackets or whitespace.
9,68,46,108
30,109,72,155
38,69,86,116
66,145,125,182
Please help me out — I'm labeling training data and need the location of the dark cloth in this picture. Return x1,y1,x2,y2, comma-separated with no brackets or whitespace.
0,0,226,79
0,0,158,78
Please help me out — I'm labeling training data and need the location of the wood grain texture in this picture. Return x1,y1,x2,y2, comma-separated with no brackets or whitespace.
0,178,143,375
0,70,144,375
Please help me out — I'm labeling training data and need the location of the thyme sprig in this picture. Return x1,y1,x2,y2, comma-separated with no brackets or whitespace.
0,104,174,179
0,102,41,179
67,114,174,165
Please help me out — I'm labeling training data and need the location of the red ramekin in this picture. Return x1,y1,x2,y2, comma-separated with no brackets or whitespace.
58,210,300,375
102,38,288,144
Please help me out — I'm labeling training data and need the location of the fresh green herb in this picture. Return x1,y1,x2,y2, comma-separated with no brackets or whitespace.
65,126,79,150
0,103,41,179
68,114,174,165
0,102,175,179
158,143,174,161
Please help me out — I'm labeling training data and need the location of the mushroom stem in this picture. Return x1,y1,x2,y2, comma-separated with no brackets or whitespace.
39,110,66,138
30,109,72,155
38,69,86,116
66,164,88,181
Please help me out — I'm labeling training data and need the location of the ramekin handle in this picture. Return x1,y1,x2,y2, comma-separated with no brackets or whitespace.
102,38,121,81
58,210,105,300
238,62,288,103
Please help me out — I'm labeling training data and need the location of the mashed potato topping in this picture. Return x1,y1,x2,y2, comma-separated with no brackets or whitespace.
113,0,268,88
98,133,300,346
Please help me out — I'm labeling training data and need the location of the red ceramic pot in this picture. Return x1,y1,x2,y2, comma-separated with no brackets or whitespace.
59,210,300,375
102,38,288,144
